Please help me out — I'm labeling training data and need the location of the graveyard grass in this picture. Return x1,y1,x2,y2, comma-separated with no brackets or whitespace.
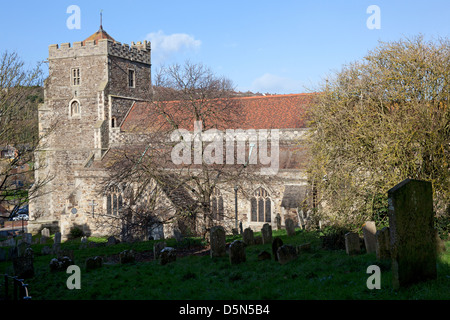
1,229,449,300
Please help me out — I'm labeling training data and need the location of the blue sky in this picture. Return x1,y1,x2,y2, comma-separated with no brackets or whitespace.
1,0,449,94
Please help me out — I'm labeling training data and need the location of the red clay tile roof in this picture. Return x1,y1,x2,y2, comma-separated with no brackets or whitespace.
121,93,314,133
83,27,116,45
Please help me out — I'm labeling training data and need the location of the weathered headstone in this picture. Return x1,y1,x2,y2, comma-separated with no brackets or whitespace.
272,237,283,261
345,232,361,255
0,248,6,262
375,227,390,260
362,221,377,254
13,248,34,279
261,223,273,244
242,227,254,246
119,250,135,264
210,226,226,258
49,256,73,272
54,232,62,244
154,241,167,259
229,240,246,265
277,244,298,265
41,228,50,238
107,236,119,246
23,233,32,245
275,213,281,231
285,218,295,236
160,247,176,265
388,179,437,290
85,256,103,271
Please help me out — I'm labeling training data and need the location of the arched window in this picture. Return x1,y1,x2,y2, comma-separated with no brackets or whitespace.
211,188,224,221
250,187,271,222
106,185,123,216
70,100,80,116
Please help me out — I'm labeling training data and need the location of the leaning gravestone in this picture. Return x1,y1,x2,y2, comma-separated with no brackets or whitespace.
345,232,360,255
375,227,390,260
285,218,295,236
272,237,284,261
362,221,377,254
277,244,298,265
210,226,226,258
388,179,437,290
242,227,254,246
229,240,246,264
261,223,273,244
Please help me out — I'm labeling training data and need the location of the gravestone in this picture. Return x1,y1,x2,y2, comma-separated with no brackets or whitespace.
261,223,273,244
154,241,167,259
54,232,62,244
85,256,103,271
272,237,284,261
277,244,298,265
41,246,52,255
13,247,34,279
375,227,390,260
285,218,295,236
388,179,437,290
345,232,360,255
0,248,6,262
41,228,50,238
210,226,226,258
107,236,119,246
229,240,246,264
242,227,254,246
275,213,281,231
119,250,135,264
160,247,176,265
362,221,377,253
23,233,32,245
40,236,48,244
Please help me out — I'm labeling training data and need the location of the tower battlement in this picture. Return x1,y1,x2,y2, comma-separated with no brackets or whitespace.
48,39,151,65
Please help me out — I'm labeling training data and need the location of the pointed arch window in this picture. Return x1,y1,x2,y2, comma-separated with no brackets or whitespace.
106,185,123,216
211,188,224,221
250,187,271,222
70,100,80,116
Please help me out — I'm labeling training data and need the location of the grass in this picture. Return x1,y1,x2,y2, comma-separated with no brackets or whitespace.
1,229,449,300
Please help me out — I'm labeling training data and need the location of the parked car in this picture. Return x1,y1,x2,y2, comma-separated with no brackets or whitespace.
12,213,29,221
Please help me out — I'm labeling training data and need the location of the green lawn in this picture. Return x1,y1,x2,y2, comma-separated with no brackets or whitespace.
1,229,449,300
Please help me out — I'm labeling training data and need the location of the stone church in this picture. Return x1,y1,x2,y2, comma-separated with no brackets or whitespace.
28,26,316,241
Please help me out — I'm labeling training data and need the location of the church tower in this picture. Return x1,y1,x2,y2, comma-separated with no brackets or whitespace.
28,26,152,234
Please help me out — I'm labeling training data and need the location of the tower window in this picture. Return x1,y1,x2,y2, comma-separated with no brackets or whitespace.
128,69,135,88
111,117,116,128
70,100,80,116
71,68,80,86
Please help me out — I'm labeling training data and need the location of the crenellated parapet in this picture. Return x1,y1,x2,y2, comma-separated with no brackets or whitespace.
48,39,151,65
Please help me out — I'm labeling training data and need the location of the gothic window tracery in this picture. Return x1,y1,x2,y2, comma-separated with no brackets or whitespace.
250,187,271,222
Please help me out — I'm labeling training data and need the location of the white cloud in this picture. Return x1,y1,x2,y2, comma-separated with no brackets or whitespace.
250,73,304,94
145,30,201,64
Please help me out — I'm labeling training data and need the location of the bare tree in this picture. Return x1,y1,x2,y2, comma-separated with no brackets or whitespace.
0,51,53,220
102,61,266,240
